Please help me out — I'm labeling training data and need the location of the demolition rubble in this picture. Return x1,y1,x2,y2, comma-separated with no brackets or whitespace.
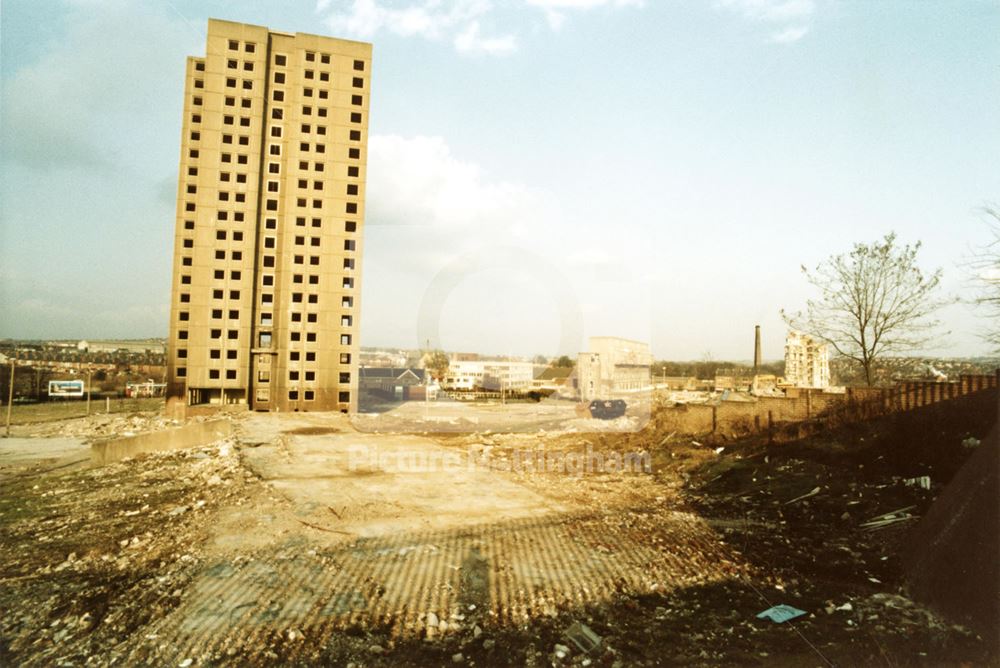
1,390,997,666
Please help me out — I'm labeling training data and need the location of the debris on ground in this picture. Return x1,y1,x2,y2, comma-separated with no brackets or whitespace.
756,604,807,623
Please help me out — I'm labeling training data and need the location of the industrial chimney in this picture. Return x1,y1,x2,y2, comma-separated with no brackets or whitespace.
753,325,762,373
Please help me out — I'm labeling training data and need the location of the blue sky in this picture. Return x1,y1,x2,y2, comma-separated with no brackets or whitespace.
1,0,998,360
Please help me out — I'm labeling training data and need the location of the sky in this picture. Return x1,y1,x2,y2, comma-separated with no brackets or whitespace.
1,0,998,361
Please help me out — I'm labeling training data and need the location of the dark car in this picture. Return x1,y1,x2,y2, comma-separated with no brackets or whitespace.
589,399,626,419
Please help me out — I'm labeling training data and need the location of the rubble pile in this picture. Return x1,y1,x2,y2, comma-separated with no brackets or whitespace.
0,438,257,667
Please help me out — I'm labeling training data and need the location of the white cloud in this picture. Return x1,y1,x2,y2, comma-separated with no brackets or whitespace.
716,0,817,44
768,24,809,43
319,0,643,53
323,0,501,48
367,134,548,235
525,0,644,30
454,21,517,55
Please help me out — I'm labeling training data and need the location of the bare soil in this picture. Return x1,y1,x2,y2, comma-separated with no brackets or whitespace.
1,393,997,667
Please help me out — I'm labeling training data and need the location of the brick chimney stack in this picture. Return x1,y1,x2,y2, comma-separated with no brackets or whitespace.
754,325,762,372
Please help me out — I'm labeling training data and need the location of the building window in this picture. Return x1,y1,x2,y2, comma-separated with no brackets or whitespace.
275,54,286,66
339,372,351,383
341,334,352,345
209,370,220,379
178,330,189,340
273,90,284,102
344,240,356,251
339,391,350,402
342,296,353,307
348,166,359,177
348,148,360,159
354,60,365,71
351,112,362,123
210,349,221,359
177,368,186,377
352,77,363,88
226,369,237,379
275,72,285,84
304,391,315,401
289,391,299,401
351,95,362,106
305,371,316,382
340,353,351,364
245,42,255,53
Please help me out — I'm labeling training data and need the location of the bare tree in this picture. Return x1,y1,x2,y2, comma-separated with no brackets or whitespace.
782,232,948,386
966,206,1000,353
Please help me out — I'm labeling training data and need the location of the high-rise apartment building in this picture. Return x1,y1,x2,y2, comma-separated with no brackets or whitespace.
166,19,371,413
784,330,830,389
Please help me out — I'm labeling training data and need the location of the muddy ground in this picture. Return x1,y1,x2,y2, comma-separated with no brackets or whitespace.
0,392,997,667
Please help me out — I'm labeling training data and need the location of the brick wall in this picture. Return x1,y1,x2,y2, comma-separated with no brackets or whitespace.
654,372,999,437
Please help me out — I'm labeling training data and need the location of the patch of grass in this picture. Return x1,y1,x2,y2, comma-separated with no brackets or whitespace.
6,398,164,425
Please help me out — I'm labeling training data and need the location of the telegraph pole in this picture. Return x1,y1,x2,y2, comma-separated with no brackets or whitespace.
5,358,14,438
86,368,92,416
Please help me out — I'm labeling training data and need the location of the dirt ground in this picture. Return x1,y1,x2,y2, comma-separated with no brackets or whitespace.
1,394,997,667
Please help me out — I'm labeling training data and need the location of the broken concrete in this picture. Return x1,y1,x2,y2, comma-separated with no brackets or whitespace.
91,419,233,465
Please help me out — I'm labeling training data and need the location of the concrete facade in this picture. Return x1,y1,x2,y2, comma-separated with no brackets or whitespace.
442,361,534,392
167,19,371,413
784,330,830,389
577,337,652,401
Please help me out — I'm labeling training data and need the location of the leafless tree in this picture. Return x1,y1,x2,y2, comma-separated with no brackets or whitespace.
782,232,948,386
966,206,1000,353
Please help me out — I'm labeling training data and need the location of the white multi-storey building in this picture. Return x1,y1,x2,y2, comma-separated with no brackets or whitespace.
784,330,830,388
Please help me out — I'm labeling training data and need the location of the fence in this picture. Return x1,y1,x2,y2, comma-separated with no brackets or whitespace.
655,371,1000,438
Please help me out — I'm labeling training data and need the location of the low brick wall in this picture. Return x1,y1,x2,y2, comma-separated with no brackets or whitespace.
91,419,233,465
656,372,999,437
